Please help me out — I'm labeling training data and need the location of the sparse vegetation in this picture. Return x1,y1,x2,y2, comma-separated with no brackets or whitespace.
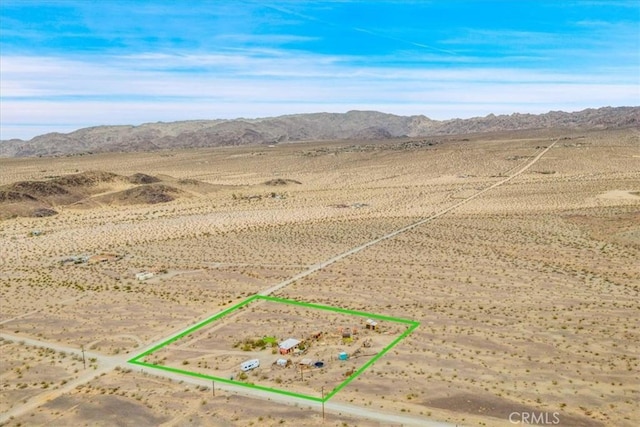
0,128,638,426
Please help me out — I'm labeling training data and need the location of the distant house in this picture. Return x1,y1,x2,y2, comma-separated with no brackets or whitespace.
136,271,154,281
365,319,378,330
61,255,90,264
278,338,301,355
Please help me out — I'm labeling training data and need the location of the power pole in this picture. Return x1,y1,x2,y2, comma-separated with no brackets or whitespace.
321,386,325,421
212,380,215,397
81,345,86,369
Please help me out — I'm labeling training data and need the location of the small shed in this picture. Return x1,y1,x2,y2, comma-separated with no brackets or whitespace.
278,338,301,355
275,358,288,367
299,358,313,367
365,319,378,330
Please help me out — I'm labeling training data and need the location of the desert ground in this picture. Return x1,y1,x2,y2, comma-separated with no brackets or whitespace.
1,128,639,426
136,297,412,400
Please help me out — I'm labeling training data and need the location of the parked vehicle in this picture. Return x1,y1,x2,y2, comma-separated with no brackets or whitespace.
240,359,260,372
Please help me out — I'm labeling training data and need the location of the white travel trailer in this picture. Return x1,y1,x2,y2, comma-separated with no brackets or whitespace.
240,359,260,372
136,271,154,281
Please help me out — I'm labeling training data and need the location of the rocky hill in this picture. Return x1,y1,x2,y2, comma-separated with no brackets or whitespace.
1,106,638,157
0,171,191,219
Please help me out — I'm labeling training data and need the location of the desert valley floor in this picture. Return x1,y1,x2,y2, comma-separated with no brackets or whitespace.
1,128,639,426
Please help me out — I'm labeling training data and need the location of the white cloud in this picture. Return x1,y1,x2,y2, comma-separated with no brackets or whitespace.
1,53,638,140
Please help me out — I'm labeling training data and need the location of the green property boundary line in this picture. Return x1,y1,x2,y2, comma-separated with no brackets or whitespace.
128,295,419,403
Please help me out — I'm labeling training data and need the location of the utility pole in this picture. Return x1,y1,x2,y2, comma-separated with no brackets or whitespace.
212,380,215,397
321,386,325,421
81,345,86,369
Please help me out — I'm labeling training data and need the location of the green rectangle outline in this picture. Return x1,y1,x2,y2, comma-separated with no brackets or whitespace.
128,295,419,402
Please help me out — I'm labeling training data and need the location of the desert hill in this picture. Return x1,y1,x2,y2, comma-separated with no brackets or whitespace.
0,171,195,219
0,168,301,219
1,106,637,158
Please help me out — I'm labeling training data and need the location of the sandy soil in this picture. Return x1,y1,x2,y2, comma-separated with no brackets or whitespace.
0,338,87,414
4,368,383,427
1,128,638,426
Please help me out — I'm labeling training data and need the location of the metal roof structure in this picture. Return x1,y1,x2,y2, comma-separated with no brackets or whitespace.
278,338,301,350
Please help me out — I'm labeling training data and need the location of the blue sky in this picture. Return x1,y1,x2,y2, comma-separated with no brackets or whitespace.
1,0,639,139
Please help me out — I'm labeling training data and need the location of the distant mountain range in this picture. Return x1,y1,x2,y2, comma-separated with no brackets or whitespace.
1,106,638,157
